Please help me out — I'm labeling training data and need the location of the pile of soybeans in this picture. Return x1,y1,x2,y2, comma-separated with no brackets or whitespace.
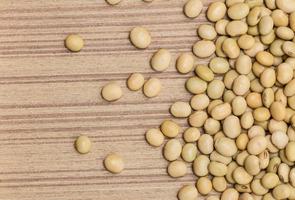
144,0,295,199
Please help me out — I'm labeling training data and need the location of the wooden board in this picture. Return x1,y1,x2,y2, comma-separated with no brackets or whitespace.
0,0,217,199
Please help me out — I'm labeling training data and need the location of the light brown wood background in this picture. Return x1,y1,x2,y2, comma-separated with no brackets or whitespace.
0,0,217,199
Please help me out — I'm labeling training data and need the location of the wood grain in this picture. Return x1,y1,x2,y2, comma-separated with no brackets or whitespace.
0,0,218,199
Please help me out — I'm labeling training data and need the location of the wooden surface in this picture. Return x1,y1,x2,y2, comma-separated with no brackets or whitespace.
0,0,216,199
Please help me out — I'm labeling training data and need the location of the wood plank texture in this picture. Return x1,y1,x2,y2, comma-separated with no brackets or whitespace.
0,0,218,199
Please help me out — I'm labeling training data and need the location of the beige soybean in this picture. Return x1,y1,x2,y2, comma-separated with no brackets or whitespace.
207,80,225,99
206,196,220,200
275,89,287,106
236,133,249,150
207,2,227,22
198,24,217,40
272,184,290,200
211,102,232,120
183,127,200,143
290,168,295,187
167,160,187,178
270,101,286,121
276,0,295,13
221,188,239,200
182,143,197,162
278,163,290,183
222,38,241,59
271,9,288,27
160,120,180,138
189,111,208,127
101,82,123,102
241,111,254,129
104,153,124,174
75,135,92,154
232,96,247,116
215,137,237,156
208,161,227,176
238,34,255,50
247,135,268,155
176,53,195,74
247,92,263,108
228,3,249,20
215,19,229,35
105,0,121,5
284,79,295,96
288,126,295,141
233,167,253,185
196,177,212,195
129,27,151,49
261,173,280,189
65,34,84,52
212,177,227,192
223,115,241,138
253,107,270,122
259,150,270,169
151,49,171,72
276,27,294,40
226,0,244,7
193,155,210,176
195,64,214,82
204,118,220,135
178,185,199,200
266,135,279,153
190,94,210,110
170,102,192,118
289,96,295,111
127,73,145,91
164,139,182,161
197,134,213,155
226,20,248,37
277,63,293,84
286,142,295,161
259,16,274,35
291,12,295,31
145,129,164,147
247,6,263,26
267,157,281,173
183,0,203,18
271,131,289,149
262,88,275,108
236,54,252,75
282,41,295,57
245,155,261,175
186,76,207,94
256,51,274,66
193,40,216,58
143,78,162,98
209,57,230,74
260,68,276,88
233,75,250,96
